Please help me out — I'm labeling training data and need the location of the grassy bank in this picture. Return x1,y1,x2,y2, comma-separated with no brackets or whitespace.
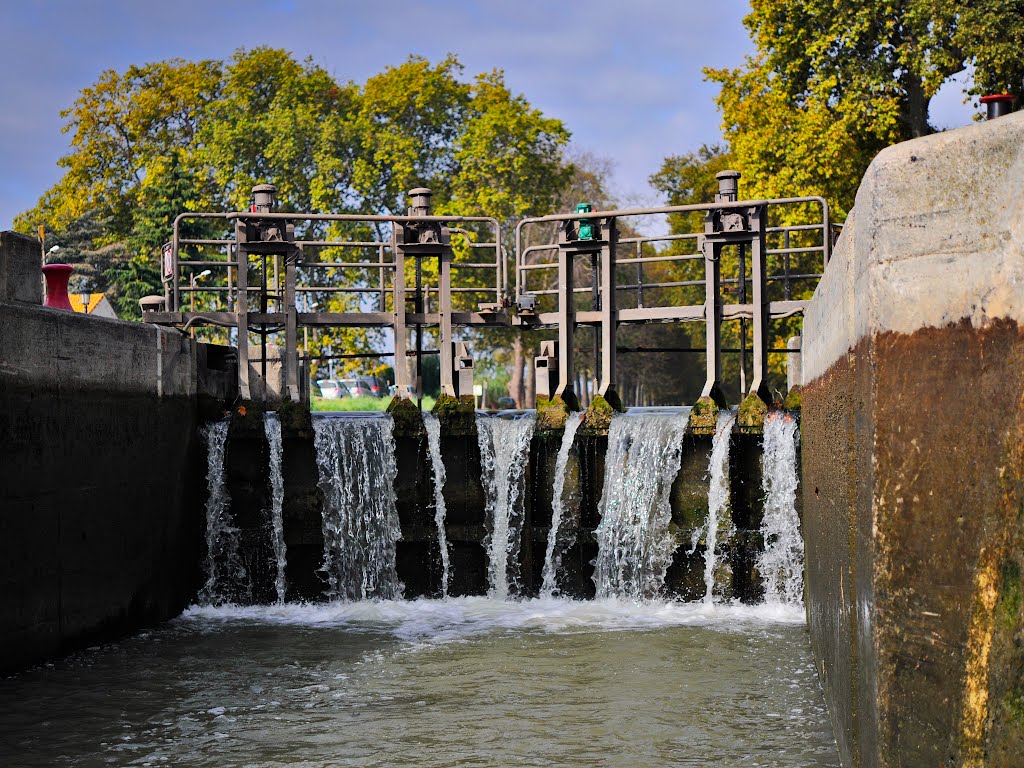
311,395,437,412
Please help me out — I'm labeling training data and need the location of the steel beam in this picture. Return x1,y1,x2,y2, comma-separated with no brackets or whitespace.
598,217,618,400
747,204,770,401
235,219,251,400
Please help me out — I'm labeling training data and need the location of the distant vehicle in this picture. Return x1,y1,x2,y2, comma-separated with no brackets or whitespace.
496,396,516,409
358,375,388,397
316,379,345,399
340,378,373,397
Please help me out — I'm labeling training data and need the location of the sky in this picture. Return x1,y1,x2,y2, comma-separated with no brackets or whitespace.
0,0,977,231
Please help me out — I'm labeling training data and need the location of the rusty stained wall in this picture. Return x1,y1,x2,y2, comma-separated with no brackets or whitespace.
802,319,1024,767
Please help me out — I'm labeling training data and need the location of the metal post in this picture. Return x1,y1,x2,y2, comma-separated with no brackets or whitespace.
738,242,747,395
392,228,411,396
235,219,251,400
284,249,300,402
598,217,618,400
747,204,770,400
699,235,724,406
555,225,576,403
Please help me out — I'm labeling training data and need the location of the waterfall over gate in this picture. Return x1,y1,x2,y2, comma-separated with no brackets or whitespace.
592,412,689,600
199,419,250,605
696,410,737,604
540,412,583,596
313,414,403,600
422,412,451,598
263,412,287,604
757,413,804,604
476,413,535,599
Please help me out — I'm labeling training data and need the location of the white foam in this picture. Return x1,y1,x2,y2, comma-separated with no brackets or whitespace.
180,597,805,644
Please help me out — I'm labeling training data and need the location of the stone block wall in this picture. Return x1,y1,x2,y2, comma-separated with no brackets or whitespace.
0,235,227,674
801,113,1024,767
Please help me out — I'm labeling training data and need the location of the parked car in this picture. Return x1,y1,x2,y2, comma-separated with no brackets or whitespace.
340,378,373,397
316,379,345,399
358,375,389,397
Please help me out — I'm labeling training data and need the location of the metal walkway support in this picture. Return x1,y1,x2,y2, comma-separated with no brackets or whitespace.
145,185,506,406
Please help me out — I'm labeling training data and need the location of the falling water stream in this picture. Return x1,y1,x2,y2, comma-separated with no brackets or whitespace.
198,420,250,605
592,411,690,599
476,412,535,598
697,410,738,604
540,412,583,596
263,413,287,604
422,412,451,597
758,412,805,604
312,414,403,601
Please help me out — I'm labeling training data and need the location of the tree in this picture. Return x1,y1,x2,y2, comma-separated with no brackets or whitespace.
17,50,574,360
705,0,1024,217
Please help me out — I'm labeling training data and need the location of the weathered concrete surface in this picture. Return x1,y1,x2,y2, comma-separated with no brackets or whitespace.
0,299,210,675
0,231,41,305
801,112,1024,767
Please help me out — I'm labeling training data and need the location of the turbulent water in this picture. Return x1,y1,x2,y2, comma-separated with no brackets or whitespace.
263,413,287,604
757,413,805,604
592,411,690,600
476,413,536,598
312,414,403,601
0,599,838,767
422,412,451,597
540,412,584,596
199,420,250,605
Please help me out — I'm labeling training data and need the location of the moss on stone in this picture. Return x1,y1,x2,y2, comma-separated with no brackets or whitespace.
688,396,719,435
274,397,313,436
583,392,623,434
536,395,571,432
737,392,768,433
783,385,803,412
432,392,477,436
386,395,424,437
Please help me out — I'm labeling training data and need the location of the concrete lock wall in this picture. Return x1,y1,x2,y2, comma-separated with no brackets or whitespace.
801,113,1024,767
0,232,233,675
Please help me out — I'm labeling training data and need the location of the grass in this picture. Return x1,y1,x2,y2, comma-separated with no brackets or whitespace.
311,395,437,412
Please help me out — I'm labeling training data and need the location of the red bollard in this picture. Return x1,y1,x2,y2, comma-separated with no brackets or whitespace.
42,264,75,311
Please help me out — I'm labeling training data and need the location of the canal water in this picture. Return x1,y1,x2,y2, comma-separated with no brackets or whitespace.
0,598,838,767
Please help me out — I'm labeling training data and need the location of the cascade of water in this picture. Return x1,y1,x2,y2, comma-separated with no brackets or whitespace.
422,412,451,597
699,410,737,604
540,413,583,596
756,413,804,604
198,420,250,605
313,414,403,601
592,412,689,600
476,413,535,599
263,412,287,604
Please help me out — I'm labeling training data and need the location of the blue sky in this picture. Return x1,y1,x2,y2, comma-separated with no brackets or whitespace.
0,0,976,231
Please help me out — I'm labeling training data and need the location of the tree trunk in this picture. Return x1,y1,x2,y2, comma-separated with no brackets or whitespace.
901,74,932,138
508,334,525,408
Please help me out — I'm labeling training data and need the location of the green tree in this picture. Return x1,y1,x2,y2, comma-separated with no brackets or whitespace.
704,0,1024,217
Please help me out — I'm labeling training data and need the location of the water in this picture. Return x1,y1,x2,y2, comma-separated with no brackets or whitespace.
697,410,738,604
592,411,690,599
199,420,250,605
0,599,839,767
540,412,584,596
476,413,536,598
757,413,805,604
312,414,403,600
422,412,451,597
263,413,287,604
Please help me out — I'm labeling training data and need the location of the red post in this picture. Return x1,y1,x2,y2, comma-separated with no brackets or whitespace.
41,264,75,311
